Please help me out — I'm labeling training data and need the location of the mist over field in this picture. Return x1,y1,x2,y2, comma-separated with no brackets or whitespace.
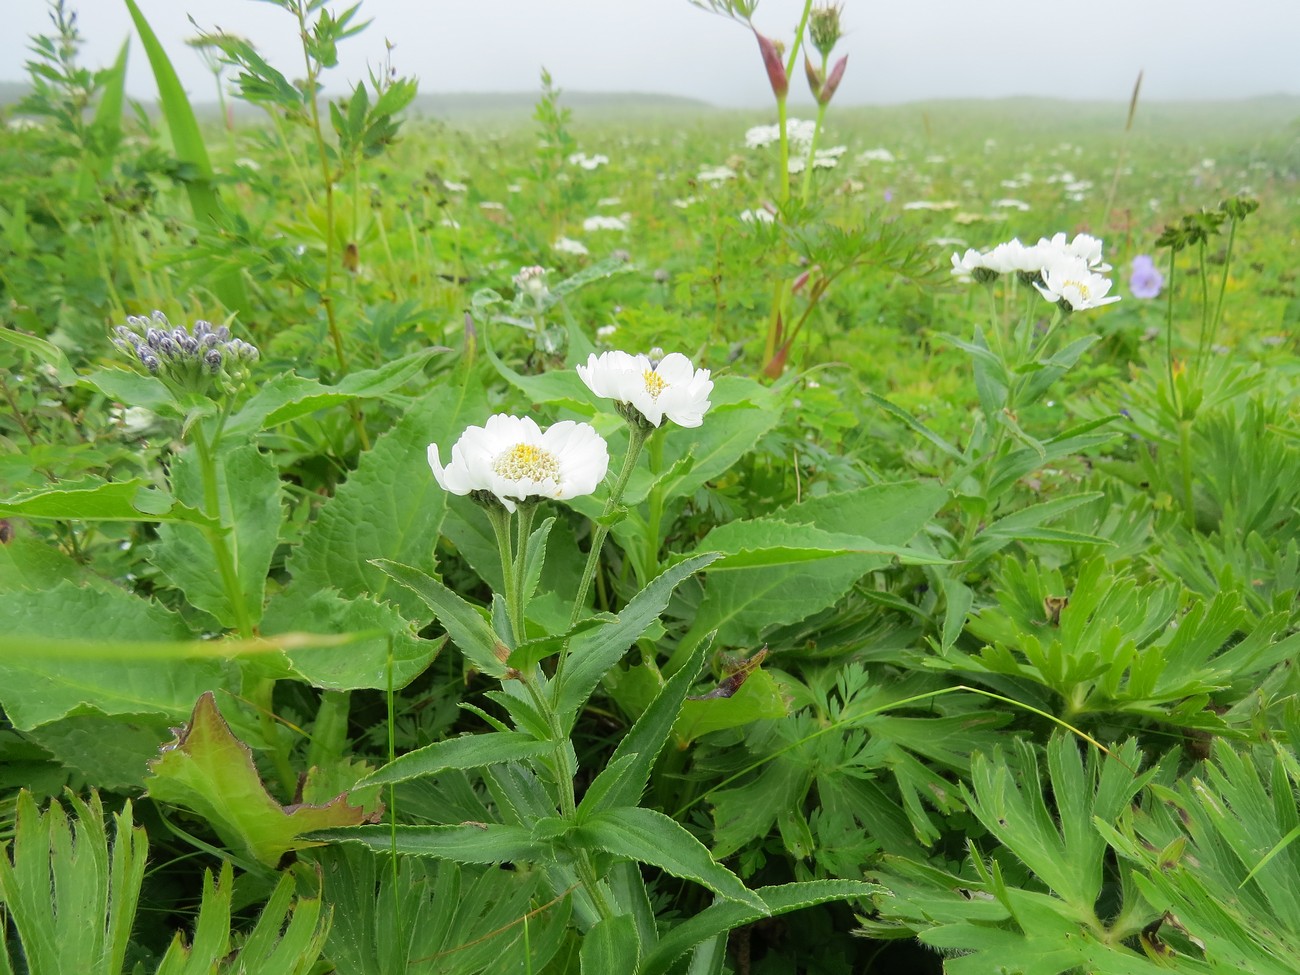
4,0,1300,108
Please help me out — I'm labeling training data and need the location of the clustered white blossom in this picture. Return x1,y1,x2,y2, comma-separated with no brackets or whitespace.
582,215,629,232
567,152,609,170
950,233,1120,312
744,119,818,151
429,349,714,511
553,236,589,256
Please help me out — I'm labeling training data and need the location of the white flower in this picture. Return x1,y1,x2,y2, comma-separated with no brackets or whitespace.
582,215,628,232
514,265,549,300
553,236,589,256
428,415,609,513
950,248,986,279
992,198,1031,211
567,152,609,170
443,180,467,192
744,119,817,151
1035,232,1110,272
740,208,775,224
857,148,895,163
1034,255,1121,312
697,165,736,184
577,351,713,428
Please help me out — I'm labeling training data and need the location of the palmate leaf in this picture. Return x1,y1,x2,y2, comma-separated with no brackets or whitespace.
146,693,368,867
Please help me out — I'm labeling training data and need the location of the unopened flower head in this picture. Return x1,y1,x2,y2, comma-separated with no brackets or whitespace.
514,265,549,302
111,311,258,396
577,350,713,430
428,414,609,514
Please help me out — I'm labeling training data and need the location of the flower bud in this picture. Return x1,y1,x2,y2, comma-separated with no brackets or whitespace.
818,54,847,105
804,56,824,99
754,31,788,99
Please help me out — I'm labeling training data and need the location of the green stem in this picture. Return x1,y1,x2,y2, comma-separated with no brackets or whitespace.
776,95,791,205
512,503,538,642
799,99,829,206
189,424,254,640
386,634,400,928
1205,217,1238,382
1178,419,1196,532
485,504,519,643
306,690,350,771
567,424,650,630
1164,247,1180,417
641,433,666,585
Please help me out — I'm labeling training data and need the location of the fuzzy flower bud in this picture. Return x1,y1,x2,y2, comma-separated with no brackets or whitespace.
818,55,847,105
111,311,259,398
808,3,844,59
754,31,788,99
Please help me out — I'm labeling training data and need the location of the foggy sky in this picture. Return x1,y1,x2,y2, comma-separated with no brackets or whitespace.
4,0,1299,109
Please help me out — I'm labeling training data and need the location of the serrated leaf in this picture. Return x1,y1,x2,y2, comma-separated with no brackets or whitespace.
0,582,226,730
313,822,547,864
359,732,555,788
0,478,216,527
146,693,367,866
582,914,640,975
576,807,765,911
150,443,281,629
639,881,880,975
283,380,485,618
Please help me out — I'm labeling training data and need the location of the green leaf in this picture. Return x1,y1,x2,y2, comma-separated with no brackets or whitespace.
79,367,179,414
673,667,788,746
223,348,446,438
359,732,555,788
263,588,440,691
150,443,281,629
581,914,641,975
579,635,710,820
373,560,511,678
145,693,367,866
0,327,76,386
576,807,765,911
639,881,881,975
557,553,720,718
313,823,548,864
123,0,248,312
0,582,227,730
671,481,946,669
282,380,485,619
0,478,216,527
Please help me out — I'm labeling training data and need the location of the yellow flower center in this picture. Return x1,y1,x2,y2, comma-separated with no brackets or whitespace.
642,369,668,400
494,443,560,482
1066,279,1090,300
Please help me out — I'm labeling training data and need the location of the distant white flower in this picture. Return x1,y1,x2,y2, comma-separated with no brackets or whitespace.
507,183,523,193
697,165,736,184
233,157,262,171
740,208,775,224
596,324,618,338
428,415,609,513
479,201,505,211
902,200,959,211
553,236,589,256
672,196,699,209
577,350,713,428
857,148,895,163
440,218,461,229
597,196,623,207
443,180,467,192
745,119,816,151
1034,255,1121,312
992,198,1031,211
583,215,628,232
568,152,609,170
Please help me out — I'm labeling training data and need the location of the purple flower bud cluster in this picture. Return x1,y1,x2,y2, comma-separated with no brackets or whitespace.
112,311,259,378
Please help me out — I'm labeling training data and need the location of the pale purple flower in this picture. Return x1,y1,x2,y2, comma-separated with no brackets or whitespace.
1129,255,1164,299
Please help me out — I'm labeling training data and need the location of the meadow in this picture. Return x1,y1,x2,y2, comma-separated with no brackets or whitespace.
1,1,1299,973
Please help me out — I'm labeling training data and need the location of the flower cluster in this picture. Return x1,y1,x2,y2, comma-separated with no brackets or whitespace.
951,233,1120,312
429,349,713,512
513,265,549,302
111,311,259,393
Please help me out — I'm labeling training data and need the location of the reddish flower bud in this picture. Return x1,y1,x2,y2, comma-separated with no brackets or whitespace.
754,30,788,99
804,56,824,100
818,54,848,105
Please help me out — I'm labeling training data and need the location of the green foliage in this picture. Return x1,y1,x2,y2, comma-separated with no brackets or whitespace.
145,693,368,867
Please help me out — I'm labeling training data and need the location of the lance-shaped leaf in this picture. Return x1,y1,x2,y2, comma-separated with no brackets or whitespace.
640,880,882,975
0,478,217,527
359,732,556,789
145,693,368,866
310,823,548,865
575,806,765,912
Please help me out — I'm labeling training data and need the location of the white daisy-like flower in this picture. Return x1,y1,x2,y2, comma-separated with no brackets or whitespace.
1033,255,1121,312
577,351,713,428
744,119,817,151
428,415,609,513
697,165,736,184
1036,232,1110,272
